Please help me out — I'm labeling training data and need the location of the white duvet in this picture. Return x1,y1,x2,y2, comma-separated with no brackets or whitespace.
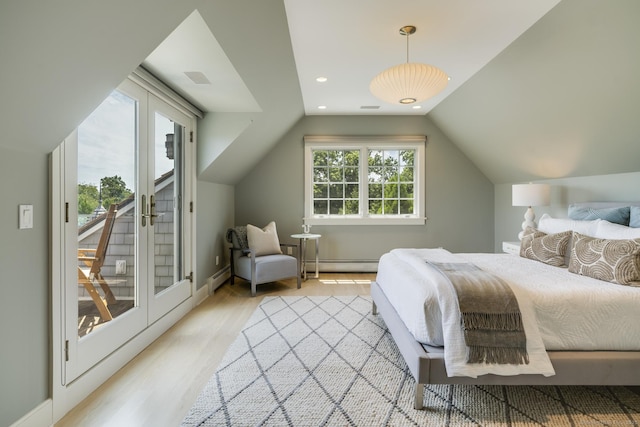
376,248,640,377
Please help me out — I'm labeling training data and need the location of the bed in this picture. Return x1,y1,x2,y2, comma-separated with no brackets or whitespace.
371,202,640,409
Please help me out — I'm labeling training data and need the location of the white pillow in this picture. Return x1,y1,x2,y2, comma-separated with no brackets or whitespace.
537,213,600,236
594,220,640,240
247,221,282,256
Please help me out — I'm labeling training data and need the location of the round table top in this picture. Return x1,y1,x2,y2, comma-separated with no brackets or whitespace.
291,233,321,239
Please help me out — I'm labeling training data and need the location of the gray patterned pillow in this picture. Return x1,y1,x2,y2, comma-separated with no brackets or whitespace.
568,232,640,285
519,227,572,267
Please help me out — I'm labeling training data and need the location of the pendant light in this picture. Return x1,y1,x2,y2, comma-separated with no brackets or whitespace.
370,25,449,105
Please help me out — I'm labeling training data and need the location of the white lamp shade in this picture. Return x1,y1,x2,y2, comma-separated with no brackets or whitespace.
370,62,449,104
512,183,550,207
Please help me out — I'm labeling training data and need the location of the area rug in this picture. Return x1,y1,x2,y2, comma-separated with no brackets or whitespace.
181,295,640,426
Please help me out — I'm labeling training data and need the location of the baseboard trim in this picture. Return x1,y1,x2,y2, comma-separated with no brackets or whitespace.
315,261,378,273
10,399,52,427
194,280,210,306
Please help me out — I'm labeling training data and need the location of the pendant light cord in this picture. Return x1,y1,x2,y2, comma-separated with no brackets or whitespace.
406,32,410,63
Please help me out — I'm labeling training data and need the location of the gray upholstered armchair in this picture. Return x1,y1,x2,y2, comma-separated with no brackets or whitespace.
226,223,301,297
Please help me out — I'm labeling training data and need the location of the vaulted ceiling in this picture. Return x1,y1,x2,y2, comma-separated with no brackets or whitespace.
146,0,640,185
2,0,639,185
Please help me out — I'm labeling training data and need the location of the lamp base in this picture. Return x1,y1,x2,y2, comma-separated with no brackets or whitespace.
518,206,536,240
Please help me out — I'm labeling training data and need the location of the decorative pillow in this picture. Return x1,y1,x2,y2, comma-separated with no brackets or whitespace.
537,213,600,236
631,206,640,228
568,205,630,226
568,232,640,285
595,220,640,240
519,227,572,267
247,221,282,257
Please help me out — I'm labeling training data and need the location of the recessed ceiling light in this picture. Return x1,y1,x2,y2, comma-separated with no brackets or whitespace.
316,77,328,83
412,105,422,109
318,105,327,110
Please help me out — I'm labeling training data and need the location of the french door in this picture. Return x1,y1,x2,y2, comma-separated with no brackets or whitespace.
60,78,194,382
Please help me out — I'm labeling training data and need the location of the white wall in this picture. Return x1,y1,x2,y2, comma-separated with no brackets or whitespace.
235,115,495,265
495,171,640,251
195,180,234,290
0,148,49,427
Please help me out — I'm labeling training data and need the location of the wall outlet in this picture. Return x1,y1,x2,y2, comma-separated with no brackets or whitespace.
115,260,127,275
215,255,220,266
287,246,293,255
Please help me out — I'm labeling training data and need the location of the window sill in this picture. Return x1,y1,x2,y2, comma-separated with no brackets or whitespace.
304,217,427,226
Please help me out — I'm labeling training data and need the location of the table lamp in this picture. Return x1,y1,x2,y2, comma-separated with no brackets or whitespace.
512,183,550,240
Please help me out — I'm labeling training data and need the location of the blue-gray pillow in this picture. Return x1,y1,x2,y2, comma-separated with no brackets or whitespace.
631,206,640,228
568,205,630,226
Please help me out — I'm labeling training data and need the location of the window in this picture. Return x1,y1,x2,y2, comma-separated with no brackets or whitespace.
304,136,426,225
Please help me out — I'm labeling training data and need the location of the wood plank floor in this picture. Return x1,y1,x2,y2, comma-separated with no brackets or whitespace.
55,273,374,427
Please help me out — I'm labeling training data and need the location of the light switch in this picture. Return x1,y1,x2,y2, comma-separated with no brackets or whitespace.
19,204,33,229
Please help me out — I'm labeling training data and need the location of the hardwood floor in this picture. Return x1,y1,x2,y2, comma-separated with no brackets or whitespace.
55,273,374,427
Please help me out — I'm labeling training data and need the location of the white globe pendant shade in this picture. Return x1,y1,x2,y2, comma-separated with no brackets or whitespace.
370,62,449,104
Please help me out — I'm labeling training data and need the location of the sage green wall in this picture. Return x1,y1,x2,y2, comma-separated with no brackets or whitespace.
495,171,640,252
196,180,234,289
0,148,49,427
235,115,495,265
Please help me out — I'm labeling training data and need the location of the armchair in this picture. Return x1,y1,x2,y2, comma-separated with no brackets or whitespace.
226,222,301,297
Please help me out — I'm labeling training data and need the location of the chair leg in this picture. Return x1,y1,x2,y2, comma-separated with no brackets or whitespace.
95,273,117,305
251,278,257,297
78,269,113,321
296,272,301,289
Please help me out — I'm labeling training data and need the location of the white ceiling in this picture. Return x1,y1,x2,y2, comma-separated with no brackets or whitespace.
284,0,561,115
144,1,561,116
143,10,261,113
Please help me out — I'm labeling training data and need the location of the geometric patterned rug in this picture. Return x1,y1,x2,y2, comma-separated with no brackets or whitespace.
181,295,640,426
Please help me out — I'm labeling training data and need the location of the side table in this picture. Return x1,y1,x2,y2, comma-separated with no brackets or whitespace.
291,233,321,280
502,241,520,255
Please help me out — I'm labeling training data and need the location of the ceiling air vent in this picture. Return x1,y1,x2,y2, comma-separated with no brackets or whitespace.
184,71,211,85
360,106,380,110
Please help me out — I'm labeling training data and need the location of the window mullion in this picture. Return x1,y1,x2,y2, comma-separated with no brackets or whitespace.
360,147,367,218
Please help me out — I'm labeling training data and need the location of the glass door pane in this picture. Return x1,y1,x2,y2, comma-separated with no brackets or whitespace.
77,90,137,337
153,112,182,295
147,96,192,323
65,79,148,382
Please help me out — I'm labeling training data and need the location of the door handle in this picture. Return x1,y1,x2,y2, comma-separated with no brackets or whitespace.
141,195,147,227
141,195,158,227
150,195,157,226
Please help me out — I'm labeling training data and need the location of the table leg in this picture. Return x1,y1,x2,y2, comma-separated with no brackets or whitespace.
299,238,307,281
314,238,319,278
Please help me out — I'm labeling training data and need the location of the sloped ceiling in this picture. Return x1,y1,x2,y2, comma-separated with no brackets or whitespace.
428,0,640,184
1,0,638,186
149,0,640,185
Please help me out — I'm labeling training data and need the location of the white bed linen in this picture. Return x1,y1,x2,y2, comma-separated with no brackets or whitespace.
377,248,640,351
378,248,554,378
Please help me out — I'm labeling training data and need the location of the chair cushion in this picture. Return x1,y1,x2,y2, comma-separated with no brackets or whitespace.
235,254,298,284
247,221,282,256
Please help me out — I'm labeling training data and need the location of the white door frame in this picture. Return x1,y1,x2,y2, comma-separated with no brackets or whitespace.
51,75,198,421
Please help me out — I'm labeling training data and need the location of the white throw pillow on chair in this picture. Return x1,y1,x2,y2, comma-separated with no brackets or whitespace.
247,221,283,256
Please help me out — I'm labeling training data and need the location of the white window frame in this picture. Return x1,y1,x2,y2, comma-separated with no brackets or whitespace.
304,135,426,226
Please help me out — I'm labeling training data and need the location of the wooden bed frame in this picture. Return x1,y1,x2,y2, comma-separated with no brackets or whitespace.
371,280,640,410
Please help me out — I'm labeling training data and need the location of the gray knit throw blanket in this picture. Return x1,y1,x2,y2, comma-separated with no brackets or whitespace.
428,262,529,365
225,226,249,251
